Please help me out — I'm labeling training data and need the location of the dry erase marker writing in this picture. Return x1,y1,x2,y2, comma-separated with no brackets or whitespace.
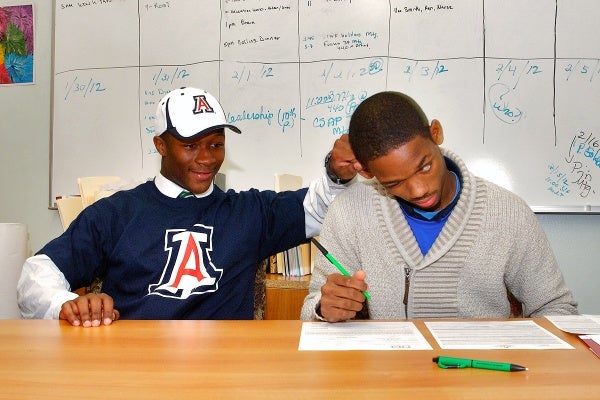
433,356,527,372
310,238,371,300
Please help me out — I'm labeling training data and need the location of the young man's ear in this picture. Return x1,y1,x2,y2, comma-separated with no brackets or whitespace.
359,170,374,179
357,162,374,179
153,134,167,157
349,159,374,179
429,119,444,145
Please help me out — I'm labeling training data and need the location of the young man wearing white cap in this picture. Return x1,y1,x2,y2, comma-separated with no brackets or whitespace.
17,87,361,327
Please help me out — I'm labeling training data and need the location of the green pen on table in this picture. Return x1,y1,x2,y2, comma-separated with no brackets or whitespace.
433,356,527,372
310,238,371,300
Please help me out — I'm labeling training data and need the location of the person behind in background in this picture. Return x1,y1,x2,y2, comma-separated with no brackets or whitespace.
18,87,359,327
301,91,578,322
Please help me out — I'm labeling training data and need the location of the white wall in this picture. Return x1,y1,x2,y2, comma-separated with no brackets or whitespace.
536,214,599,314
0,1,63,252
0,1,597,314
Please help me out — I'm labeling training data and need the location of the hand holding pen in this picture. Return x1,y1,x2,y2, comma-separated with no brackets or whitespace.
311,238,370,322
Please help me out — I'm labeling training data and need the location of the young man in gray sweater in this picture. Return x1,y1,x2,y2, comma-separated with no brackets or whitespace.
301,91,578,322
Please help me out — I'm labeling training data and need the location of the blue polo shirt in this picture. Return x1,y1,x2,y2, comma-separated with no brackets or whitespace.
398,158,461,255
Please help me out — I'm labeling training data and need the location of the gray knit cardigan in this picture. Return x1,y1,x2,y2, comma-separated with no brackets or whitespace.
301,149,578,320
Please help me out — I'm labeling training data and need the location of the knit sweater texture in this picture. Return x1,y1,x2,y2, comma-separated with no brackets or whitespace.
301,149,578,320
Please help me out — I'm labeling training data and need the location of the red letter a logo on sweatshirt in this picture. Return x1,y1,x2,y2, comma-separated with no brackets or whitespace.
149,224,222,299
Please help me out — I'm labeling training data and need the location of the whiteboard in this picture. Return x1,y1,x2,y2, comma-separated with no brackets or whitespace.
51,0,600,212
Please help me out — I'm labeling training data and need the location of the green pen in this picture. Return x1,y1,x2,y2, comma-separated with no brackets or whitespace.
433,356,527,372
310,238,371,300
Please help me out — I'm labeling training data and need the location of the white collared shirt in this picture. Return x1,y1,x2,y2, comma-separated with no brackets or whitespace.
153,173,214,199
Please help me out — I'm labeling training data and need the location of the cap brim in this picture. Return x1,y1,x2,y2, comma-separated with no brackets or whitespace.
166,124,242,141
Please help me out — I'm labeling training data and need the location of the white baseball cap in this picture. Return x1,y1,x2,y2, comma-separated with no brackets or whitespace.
155,87,241,140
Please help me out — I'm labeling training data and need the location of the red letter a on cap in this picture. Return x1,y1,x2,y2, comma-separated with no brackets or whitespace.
193,95,214,114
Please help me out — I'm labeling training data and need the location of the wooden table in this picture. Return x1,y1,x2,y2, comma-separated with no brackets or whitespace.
1,318,598,399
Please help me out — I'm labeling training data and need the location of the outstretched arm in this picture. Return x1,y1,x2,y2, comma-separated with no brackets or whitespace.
303,134,364,237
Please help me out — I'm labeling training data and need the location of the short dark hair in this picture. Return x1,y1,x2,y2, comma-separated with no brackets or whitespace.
349,91,430,165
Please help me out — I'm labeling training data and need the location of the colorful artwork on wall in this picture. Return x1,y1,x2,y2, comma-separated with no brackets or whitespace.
0,4,34,85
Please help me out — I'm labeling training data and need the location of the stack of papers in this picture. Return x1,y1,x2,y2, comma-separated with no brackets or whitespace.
424,320,573,349
545,314,600,334
546,315,600,358
298,322,432,351
298,320,574,351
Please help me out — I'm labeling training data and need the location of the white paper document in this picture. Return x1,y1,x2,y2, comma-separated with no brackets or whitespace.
298,322,433,351
425,320,574,349
545,315,600,335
